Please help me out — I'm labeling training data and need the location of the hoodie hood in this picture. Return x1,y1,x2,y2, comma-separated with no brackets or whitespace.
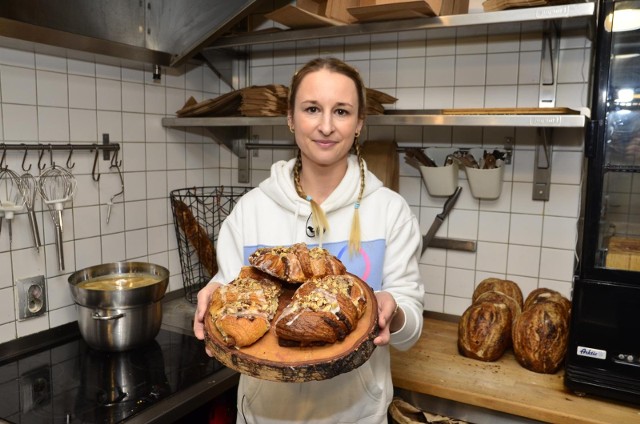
259,155,384,216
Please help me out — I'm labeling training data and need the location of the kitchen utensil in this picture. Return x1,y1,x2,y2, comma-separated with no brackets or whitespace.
422,186,462,254
106,159,124,224
68,261,169,351
0,167,26,245
429,236,476,252
21,172,42,251
37,165,77,270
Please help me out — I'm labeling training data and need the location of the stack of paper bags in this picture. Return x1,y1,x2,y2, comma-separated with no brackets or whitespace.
176,85,288,117
176,86,397,117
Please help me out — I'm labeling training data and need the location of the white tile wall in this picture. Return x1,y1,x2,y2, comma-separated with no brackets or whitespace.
246,16,590,318
0,8,591,343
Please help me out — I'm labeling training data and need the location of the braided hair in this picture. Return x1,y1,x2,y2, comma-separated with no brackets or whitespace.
289,57,367,256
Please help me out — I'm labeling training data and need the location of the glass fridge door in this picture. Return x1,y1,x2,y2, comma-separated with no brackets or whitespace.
598,1,640,271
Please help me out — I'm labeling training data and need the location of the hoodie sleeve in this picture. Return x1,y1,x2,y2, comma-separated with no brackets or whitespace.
209,201,246,286
382,196,424,351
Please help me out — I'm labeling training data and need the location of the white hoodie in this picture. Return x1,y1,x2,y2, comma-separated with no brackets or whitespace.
211,155,424,424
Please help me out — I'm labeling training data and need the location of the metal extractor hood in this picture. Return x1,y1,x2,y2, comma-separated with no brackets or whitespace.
0,0,264,67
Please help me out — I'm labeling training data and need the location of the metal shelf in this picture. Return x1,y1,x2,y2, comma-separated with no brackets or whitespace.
206,2,595,49
161,112,587,129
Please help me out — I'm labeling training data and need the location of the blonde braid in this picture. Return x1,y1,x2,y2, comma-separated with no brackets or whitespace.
293,150,330,246
349,135,366,256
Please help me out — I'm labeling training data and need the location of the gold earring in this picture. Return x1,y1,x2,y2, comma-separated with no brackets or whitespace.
289,126,295,134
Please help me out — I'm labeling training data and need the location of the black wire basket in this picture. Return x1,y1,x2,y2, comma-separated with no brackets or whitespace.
170,186,252,303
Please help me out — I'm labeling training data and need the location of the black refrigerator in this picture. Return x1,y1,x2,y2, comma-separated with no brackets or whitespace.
565,0,640,405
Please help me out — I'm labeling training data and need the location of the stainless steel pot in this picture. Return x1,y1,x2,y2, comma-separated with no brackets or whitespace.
68,262,170,352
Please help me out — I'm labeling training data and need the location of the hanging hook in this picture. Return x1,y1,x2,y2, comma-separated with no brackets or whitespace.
49,144,56,168
92,147,101,181
66,145,75,169
38,146,46,170
0,144,7,170
109,148,122,168
21,144,32,172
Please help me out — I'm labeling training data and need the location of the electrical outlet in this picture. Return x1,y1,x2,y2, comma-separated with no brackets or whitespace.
17,275,47,320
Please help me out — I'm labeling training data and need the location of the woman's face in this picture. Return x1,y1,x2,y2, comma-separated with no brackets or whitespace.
288,68,363,169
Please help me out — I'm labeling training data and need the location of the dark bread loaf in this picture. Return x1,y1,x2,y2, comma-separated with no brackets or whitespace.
458,301,513,361
474,290,521,323
472,278,524,309
512,300,570,374
523,288,571,316
173,199,217,277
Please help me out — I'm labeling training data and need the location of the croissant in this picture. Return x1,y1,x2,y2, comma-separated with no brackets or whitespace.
249,243,346,283
275,274,365,347
208,269,282,348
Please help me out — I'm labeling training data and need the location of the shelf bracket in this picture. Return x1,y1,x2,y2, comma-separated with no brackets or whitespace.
539,20,560,108
533,128,553,201
205,127,250,183
200,47,248,91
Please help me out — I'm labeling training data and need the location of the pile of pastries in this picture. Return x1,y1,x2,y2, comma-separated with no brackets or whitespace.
206,243,367,349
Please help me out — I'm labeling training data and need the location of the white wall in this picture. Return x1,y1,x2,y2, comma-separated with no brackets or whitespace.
0,8,592,343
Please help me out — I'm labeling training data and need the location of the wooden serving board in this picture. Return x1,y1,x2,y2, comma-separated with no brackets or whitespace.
205,276,378,382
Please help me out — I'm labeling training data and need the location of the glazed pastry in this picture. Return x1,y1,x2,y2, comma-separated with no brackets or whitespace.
275,274,366,346
207,269,282,348
249,243,346,283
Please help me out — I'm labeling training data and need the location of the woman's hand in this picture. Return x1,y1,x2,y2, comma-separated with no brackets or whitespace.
193,281,222,355
373,291,403,346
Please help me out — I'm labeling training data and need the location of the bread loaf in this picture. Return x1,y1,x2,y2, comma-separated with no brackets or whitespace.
512,300,570,374
472,278,523,309
523,288,571,316
249,243,346,283
458,301,512,361
474,290,521,323
173,199,217,277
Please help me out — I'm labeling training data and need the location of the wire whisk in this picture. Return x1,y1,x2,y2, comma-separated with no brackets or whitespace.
0,168,26,246
21,172,42,251
37,165,77,270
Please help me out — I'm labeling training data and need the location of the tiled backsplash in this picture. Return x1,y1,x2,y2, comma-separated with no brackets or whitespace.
0,11,591,343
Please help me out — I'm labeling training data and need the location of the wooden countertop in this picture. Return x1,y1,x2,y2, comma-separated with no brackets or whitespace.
390,316,640,424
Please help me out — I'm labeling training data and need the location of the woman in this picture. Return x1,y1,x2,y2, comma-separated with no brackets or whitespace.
193,57,424,423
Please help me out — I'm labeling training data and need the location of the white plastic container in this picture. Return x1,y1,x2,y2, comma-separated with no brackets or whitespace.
420,147,459,197
465,164,505,199
463,147,506,200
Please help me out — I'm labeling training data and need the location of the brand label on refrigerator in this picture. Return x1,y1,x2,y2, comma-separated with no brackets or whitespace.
577,346,607,360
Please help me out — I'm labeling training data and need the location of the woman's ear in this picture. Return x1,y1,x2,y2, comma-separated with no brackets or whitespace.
287,114,294,132
356,119,364,136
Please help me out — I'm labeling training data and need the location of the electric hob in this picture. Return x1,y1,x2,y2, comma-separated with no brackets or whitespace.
0,327,236,423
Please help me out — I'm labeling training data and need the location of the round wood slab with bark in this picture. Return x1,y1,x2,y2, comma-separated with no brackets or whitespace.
204,277,378,382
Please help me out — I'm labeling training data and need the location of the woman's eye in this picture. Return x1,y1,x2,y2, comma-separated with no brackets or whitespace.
305,106,319,113
335,109,350,116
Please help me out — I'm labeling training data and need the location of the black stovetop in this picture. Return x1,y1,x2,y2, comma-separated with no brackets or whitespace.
0,328,225,423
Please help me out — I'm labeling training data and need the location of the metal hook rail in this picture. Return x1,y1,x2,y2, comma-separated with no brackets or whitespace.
0,138,120,180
